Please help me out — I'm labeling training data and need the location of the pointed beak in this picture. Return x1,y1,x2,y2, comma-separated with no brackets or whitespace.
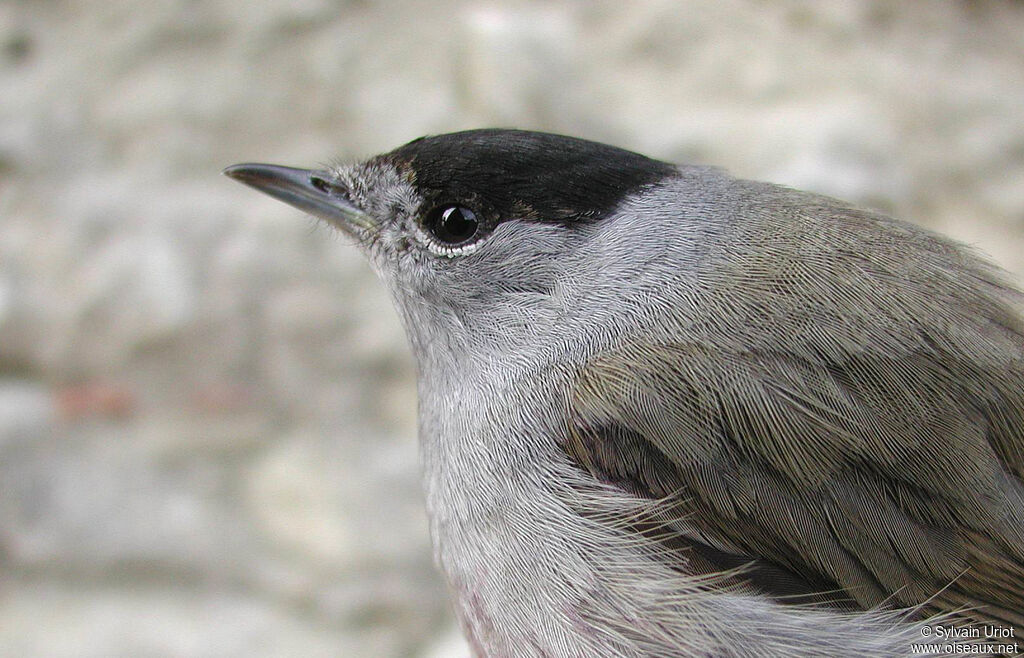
222,163,376,234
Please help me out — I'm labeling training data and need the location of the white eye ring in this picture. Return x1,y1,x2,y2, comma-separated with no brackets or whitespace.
426,205,481,245
416,205,488,257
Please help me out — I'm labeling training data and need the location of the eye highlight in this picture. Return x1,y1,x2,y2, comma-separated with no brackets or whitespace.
425,205,481,246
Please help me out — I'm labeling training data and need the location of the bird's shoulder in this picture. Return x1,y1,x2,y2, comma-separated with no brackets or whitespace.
560,296,1024,625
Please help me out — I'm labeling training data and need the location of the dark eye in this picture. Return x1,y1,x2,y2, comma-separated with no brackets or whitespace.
426,205,480,245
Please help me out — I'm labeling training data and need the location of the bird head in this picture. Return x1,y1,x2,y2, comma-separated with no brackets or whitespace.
225,129,687,361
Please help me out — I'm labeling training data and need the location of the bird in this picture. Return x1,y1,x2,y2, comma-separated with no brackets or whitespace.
225,129,1024,657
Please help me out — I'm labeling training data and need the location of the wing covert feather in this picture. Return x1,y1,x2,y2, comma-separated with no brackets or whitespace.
566,342,1024,625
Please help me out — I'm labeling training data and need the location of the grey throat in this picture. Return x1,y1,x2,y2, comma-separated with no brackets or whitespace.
225,129,1024,658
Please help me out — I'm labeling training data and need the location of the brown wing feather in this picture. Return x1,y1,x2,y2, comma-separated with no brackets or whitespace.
566,342,1024,627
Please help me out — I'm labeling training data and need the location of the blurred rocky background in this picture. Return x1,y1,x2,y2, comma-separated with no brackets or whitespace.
1,1,1022,656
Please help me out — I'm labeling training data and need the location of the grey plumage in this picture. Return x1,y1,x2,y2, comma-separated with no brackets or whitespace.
225,130,1024,657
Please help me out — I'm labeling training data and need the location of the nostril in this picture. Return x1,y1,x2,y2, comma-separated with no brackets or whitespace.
310,175,332,194
310,175,354,204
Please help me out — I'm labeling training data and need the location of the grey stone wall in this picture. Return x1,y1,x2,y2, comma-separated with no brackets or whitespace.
1,1,1022,656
